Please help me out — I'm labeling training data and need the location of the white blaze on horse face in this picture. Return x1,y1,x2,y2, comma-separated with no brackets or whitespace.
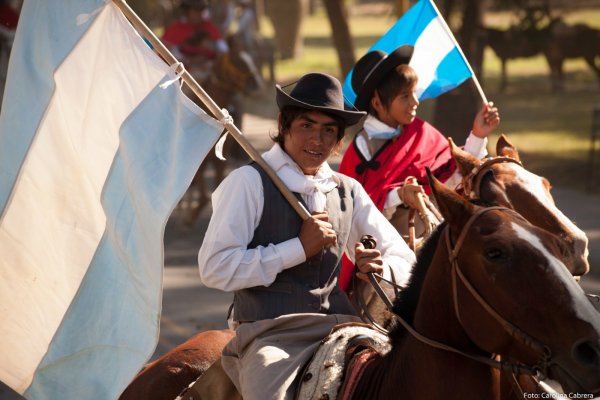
513,164,589,260
511,223,600,333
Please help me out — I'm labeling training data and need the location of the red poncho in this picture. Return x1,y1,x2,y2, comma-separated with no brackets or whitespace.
338,117,456,291
162,19,222,59
339,117,456,209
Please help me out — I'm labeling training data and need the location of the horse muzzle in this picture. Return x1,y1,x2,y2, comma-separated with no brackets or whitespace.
548,339,600,396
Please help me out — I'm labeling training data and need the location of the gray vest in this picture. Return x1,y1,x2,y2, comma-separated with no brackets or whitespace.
233,163,357,322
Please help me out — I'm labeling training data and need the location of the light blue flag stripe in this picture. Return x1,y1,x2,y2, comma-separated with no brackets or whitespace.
342,0,472,106
370,0,436,50
25,81,221,400
0,0,223,398
0,0,106,217
419,47,472,100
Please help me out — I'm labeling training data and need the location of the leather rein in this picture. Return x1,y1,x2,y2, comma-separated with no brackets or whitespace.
364,206,554,378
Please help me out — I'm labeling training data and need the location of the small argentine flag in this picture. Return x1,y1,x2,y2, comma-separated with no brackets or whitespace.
0,1,222,399
343,0,475,104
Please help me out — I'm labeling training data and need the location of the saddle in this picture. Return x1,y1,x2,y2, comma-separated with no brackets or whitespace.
176,323,390,400
295,322,391,400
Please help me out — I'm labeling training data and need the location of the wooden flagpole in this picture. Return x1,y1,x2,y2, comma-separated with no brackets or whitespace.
112,0,311,220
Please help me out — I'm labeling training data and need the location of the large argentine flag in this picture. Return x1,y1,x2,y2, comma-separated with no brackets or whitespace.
0,1,222,399
343,0,474,104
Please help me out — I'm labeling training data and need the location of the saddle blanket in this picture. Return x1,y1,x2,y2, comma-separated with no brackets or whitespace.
296,322,391,400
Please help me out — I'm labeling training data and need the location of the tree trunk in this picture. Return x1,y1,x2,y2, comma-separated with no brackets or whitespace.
265,0,305,60
308,0,319,15
393,0,411,17
323,0,355,77
432,0,486,144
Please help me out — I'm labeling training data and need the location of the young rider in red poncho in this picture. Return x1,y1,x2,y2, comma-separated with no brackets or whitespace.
162,0,228,82
338,45,500,291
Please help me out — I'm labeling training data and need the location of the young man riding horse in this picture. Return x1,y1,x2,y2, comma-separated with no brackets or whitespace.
196,72,416,399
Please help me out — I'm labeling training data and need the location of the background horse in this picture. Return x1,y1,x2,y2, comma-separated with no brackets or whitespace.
450,134,589,278
481,25,548,92
544,17,600,92
178,43,264,228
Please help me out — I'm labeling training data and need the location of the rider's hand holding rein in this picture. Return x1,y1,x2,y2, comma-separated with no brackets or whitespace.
472,101,500,138
299,211,337,258
397,178,426,210
354,241,384,283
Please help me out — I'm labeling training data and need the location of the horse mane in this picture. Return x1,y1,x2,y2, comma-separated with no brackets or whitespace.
389,222,445,332
388,198,494,344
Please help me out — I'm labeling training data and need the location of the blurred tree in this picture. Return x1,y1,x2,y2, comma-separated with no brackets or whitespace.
323,0,355,76
265,0,305,60
127,0,181,30
393,0,411,16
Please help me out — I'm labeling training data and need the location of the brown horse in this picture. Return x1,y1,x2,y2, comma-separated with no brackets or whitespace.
178,46,263,228
359,133,591,337
342,174,600,399
544,18,600,92
119,329,234,400
450,134,593,398
482,18,600,93
450,134,589,278
481,25,549,92
120,175,600,399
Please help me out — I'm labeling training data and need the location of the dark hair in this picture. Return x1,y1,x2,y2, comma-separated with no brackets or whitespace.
272,106,347,146
368,64,418,116
181,0,209,10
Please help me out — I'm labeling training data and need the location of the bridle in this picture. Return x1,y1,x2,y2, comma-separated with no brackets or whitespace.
444,206,552,376
363,206,555,378
459,156,523,199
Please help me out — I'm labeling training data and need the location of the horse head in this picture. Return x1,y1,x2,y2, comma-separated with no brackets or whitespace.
449,134,589,277
427,173,600,396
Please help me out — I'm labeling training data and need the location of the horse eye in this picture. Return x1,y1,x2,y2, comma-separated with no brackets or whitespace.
484,247,506,261
556,239,570,259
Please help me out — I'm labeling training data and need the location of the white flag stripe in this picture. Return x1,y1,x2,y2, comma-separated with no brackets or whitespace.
25,83,221,400
0,4,168,392
410,17,454,98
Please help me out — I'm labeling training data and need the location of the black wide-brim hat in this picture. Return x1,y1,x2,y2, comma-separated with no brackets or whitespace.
351,45,414,112
276,73,366,126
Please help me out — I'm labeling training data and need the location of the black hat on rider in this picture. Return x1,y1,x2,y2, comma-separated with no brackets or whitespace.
351,45,414,112
276,73,366,126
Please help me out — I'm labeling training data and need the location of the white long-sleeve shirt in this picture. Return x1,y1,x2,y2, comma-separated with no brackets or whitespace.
198,143,415,292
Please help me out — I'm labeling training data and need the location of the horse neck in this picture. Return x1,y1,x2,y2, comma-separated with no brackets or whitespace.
353,242,500,400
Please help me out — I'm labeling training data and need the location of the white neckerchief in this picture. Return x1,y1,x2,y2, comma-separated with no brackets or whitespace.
263,144,338,213
363,114,402,140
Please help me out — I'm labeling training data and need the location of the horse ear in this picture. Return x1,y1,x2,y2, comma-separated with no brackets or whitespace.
496,134,520,161
448,137,481,176
426,167,473,228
